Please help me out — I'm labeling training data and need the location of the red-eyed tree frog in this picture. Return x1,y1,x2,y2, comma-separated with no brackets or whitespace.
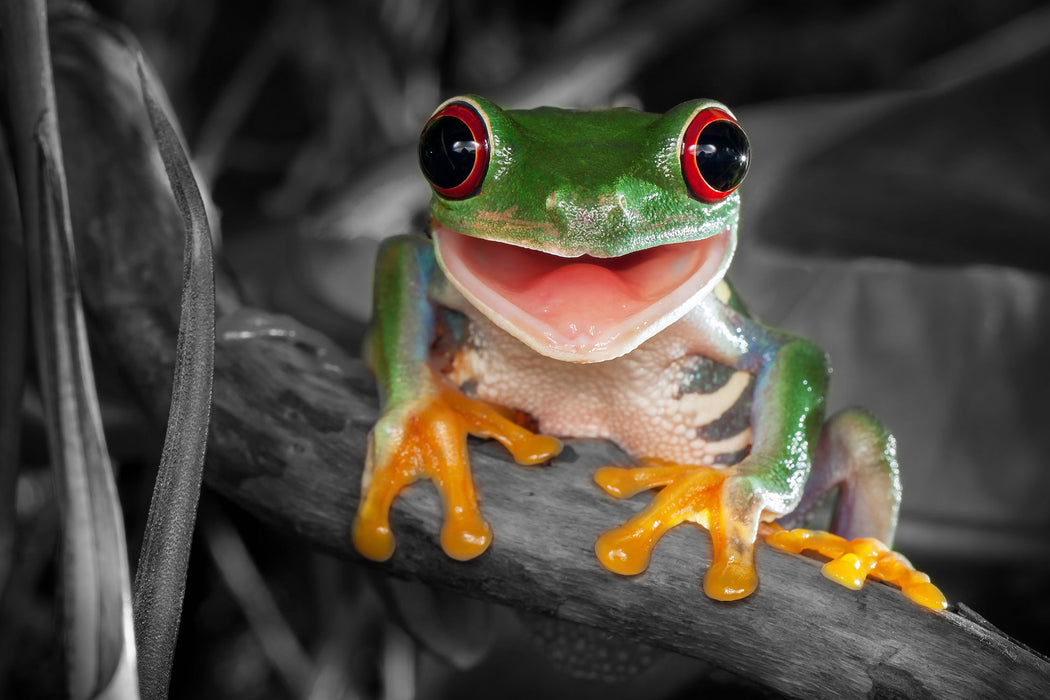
353,95,946,610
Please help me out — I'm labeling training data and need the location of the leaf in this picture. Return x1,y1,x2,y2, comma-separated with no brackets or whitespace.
131,55,216,700
0,0,140,697
37,131,141,700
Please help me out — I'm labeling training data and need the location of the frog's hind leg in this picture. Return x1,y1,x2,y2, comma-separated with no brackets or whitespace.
767,409,947,610
783,408,901,543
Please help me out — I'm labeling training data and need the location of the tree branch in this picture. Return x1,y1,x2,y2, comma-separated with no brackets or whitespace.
49,9,1050,699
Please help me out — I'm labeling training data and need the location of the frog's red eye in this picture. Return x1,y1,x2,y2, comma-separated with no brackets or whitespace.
680,108,750,203
419,101,490,200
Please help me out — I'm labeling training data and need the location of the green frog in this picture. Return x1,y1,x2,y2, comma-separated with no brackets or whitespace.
353,95,945,610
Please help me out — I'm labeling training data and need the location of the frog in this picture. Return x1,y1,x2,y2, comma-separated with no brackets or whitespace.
352,95,946,610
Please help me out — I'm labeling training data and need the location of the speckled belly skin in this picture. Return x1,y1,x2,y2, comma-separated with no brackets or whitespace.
441,301,754,468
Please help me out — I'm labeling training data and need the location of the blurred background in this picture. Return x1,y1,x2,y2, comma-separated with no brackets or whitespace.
7,0,1050,697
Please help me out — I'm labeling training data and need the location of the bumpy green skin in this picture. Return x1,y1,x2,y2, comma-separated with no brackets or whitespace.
367,96,900,550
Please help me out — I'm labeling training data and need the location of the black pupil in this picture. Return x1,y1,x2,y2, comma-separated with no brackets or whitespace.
695,121,749,192
419,115,479,190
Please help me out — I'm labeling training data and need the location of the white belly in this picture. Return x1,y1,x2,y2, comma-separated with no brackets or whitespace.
442,308,753,466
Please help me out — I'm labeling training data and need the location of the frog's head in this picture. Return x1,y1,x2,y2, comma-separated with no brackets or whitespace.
419,95,749,363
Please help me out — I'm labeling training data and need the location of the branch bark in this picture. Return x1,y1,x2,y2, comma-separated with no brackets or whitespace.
48,9,1050,699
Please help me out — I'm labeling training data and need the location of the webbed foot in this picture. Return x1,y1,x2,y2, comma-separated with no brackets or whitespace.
765,527,947,610
353,371,562,561
593,459,762,601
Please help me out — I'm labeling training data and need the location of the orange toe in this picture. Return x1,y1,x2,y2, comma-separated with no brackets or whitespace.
765,528,947,610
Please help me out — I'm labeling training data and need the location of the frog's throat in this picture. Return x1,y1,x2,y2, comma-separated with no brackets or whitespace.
433,225,736,363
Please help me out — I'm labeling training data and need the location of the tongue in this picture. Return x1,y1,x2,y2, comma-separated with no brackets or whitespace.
434,226,731,360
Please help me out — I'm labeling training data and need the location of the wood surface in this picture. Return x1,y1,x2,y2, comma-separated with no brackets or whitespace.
55,14,1050,697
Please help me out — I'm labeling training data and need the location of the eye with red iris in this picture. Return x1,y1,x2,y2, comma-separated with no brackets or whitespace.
680,107,750,203
419,101,490,200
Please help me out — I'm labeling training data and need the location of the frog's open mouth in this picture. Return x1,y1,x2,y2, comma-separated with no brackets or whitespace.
433,225,734,362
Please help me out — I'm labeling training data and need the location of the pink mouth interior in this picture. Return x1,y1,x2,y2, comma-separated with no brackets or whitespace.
435,227,730,358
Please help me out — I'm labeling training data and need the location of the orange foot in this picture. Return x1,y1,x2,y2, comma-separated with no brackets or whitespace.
353,374,562,562
593,459,760,601
765,527,948,610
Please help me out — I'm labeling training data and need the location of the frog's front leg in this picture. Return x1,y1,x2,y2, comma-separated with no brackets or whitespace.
595,333,828,601
354,235,561,562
